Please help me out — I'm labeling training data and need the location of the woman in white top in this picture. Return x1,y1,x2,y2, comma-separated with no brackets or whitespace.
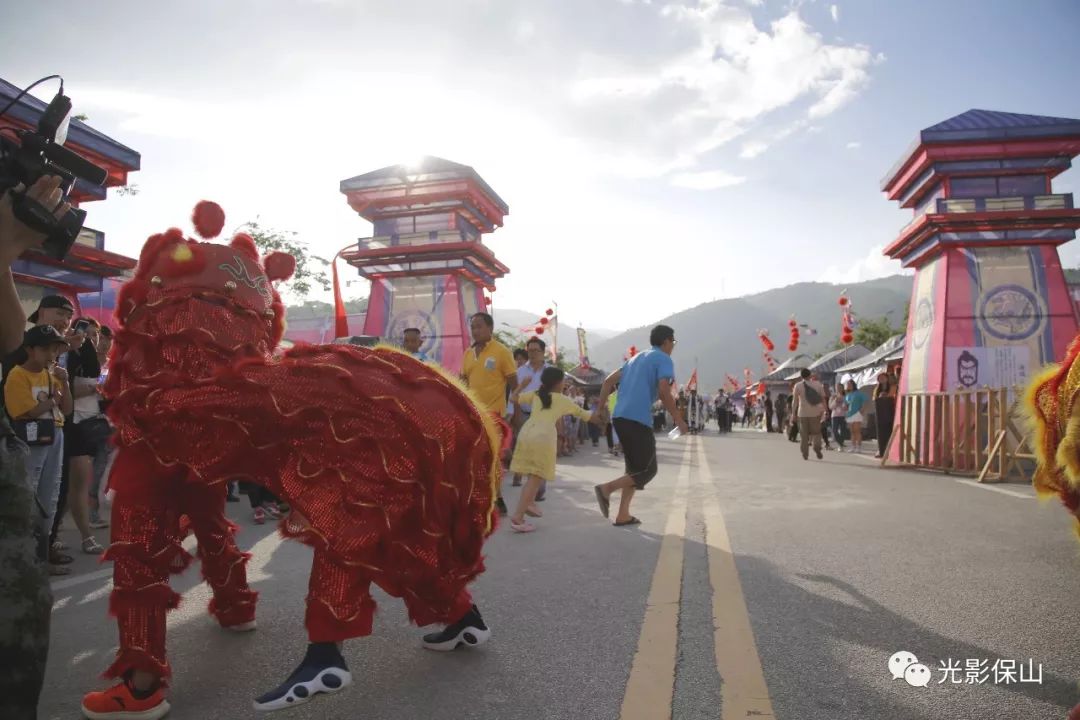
829,384,848,450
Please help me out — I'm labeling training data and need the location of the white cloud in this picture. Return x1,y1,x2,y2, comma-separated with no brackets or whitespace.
669,170,747,190
830,4,839,22
820,243,911,285
740,140,770,158
846,141,861,149
566,3,878,175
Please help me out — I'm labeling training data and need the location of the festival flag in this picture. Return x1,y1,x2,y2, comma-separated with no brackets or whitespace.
686,369,699,393
577,327,590,368
332,254,348,339
548,314,559,363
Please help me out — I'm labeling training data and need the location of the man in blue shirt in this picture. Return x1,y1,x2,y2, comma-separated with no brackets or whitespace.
594,325,688,526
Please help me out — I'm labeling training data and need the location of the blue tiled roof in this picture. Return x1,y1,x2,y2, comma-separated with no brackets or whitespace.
921,109,1080,143
0,77,141,171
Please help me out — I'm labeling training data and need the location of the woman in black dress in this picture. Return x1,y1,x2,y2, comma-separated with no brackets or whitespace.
873,372,898,458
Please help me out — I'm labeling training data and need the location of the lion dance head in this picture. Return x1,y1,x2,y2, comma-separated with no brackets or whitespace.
112,201,298,381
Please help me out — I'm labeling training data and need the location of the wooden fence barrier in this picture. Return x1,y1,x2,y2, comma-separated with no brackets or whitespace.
886,388,1035,483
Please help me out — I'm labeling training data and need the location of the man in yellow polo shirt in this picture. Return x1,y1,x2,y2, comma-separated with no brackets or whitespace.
461,312,518,515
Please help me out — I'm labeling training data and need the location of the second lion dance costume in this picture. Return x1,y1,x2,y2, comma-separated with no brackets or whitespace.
1023,339,1080,720
81,202,506,719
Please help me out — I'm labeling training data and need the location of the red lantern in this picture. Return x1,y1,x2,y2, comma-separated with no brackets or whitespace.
841,332,854,344
484,296,492,306
540,317,549,325
536,326,544,335
789,319,797,328
788,342,798,352
545,308,554,316
838,296,849,307
629,345,638,357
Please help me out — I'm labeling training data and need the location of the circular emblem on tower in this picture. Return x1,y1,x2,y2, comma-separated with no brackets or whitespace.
387,309,437,355
912,298,934,350
979,284,1044,341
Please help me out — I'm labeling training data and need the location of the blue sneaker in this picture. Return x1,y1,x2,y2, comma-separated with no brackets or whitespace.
253,643,352,712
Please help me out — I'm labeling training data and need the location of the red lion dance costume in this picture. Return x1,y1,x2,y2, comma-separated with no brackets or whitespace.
81,202,504,720
1024,340,1080,720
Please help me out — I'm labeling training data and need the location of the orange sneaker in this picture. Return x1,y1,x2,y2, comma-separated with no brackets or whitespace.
81,680,170,719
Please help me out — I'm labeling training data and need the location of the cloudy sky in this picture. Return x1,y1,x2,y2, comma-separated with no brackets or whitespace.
4,0,1080,329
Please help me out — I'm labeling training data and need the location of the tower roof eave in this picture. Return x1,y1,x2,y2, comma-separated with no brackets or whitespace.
340,156,509,215
881,109,1080,195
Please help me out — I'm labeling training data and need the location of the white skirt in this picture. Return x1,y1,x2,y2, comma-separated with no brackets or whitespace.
848,412,864,424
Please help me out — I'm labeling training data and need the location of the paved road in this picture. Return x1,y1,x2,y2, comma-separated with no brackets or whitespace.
40,430,1079,720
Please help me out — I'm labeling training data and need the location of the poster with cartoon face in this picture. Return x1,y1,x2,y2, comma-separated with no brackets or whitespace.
944,346,1029,391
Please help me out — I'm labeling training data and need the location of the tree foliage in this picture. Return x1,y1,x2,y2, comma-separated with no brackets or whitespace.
240,220,331,298
854,316,898,351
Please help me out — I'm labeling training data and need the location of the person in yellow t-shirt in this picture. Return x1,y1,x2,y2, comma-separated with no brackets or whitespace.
3,325,73,573
461,313,518,416
507,367,605,532
461,312,518,515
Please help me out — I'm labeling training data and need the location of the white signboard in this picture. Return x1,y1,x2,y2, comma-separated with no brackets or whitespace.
944,346,1030,391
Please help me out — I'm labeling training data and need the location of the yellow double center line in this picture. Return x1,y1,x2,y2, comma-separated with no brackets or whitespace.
620,437,775,720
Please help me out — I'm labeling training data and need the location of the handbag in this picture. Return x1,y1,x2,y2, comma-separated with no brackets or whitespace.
12,375,56,447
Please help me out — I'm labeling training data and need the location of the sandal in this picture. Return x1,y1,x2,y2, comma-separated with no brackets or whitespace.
614,516,642,527
82,537,106,555
49,550,73,565
510,520,536,533
594,486,610,519
525,505,543,518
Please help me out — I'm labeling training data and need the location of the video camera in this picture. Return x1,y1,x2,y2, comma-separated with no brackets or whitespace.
0,77,108,260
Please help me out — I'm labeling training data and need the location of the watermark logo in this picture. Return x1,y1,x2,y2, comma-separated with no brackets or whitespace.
889,651,930,687
889,651,1043,687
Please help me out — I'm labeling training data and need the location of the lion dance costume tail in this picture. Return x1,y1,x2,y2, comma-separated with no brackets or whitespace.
100,201,504,682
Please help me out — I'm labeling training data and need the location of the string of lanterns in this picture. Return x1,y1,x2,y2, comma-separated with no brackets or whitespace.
788,316,800,352
758,330,774,352
838,293,856,345
517,307,555,336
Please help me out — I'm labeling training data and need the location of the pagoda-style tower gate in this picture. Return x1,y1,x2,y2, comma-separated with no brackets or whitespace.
883,110,1080,405
340,157,509,372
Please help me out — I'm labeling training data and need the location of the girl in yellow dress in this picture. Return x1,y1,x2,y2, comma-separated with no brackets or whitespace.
508,367,604,533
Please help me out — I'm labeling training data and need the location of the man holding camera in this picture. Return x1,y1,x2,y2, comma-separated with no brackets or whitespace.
0,175,72,720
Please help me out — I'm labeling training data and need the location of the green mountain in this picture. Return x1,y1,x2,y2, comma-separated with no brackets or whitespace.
589,275,914,392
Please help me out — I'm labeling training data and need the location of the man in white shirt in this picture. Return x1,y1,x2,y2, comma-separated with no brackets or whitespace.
510,337,550,488
791,368,826,460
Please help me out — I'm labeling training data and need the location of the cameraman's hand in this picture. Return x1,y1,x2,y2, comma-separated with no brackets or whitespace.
0,176,71,263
